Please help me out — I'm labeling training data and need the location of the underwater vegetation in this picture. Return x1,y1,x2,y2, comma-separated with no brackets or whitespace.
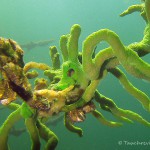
0,0,150,150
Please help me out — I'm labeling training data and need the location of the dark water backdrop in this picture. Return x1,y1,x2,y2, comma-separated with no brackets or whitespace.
0,0,150,150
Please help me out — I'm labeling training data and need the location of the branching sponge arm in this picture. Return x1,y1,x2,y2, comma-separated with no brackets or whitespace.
0,108,22,150
83,29,150,81
145,0,150,22
68,24,81,62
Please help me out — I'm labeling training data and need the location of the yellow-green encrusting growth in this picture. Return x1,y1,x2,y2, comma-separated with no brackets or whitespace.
64,113,83,137
0,1,150,150
61,0,150,128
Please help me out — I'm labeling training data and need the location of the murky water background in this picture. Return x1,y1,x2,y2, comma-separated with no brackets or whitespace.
0,0,150,150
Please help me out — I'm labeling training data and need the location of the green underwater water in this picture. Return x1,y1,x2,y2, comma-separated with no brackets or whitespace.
0,0,150,150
